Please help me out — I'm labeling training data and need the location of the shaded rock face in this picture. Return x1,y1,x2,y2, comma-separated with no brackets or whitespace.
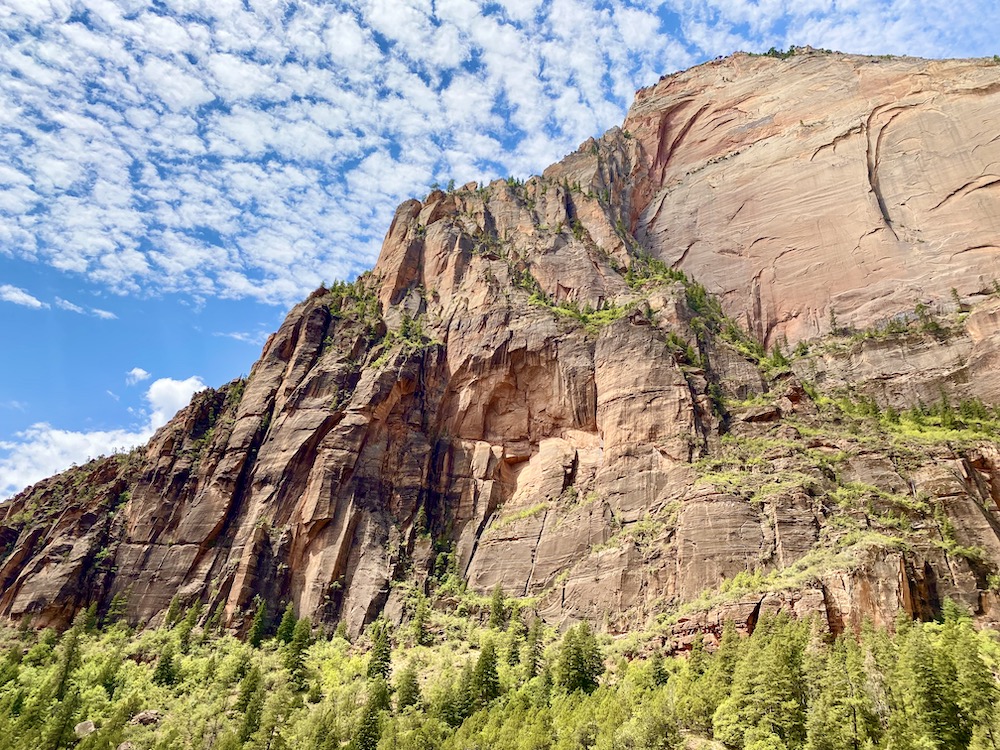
5,51,1000,640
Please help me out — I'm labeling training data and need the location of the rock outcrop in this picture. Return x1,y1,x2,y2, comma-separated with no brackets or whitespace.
4,50,1000,641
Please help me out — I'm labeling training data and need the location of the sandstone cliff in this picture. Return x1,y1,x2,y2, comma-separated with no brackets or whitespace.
4,50,1000,641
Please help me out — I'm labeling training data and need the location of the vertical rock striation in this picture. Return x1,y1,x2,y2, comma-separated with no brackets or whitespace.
5,50,1000,639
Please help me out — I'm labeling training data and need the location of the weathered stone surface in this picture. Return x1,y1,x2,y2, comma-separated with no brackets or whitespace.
626,51,1000,346
4,52,1000,640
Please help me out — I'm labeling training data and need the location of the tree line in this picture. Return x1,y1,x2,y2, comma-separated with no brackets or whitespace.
0,592,998,750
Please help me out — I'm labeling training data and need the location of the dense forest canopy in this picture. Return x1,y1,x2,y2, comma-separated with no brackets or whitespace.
0,590,998,750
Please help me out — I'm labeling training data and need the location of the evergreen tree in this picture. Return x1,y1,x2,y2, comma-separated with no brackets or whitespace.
556,623,603,694
892,626,959,749
472,638,501,707
245,686,294,750
81,603,99,633
676,627,737,734
804,638,879,750
247,596,267,648
239,687,265,743
152,642,178,686
939,619,996,749
650,651,668,686
286,617,312,687
411,594,431,646
40,686,81,750
396,663,421,711
49,625,81,701
367,620,392,681
104,592,128,626
177,603,201,654
352,677,390,750
236,664,262,713
276,602,297,644
206,601,226,634
713,617,807,749
505,607,527,667
456,662,476,720
522,617,543,680
164,595,182,628
489,584,507,630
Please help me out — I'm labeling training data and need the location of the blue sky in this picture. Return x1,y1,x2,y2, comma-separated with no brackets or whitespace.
1,0,998,498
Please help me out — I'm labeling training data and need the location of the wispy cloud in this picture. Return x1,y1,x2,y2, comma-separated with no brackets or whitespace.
0,375,207,499
125,367,150,385
0,284,48,309
55,297,85,314
214,330,271,346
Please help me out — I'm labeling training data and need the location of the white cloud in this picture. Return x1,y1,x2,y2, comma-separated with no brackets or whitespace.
0,423,150,500
0,284,48,309
0,0,994,310
146,376,207,430
214,330,271,345
0,375,208,499
55,297,85,313
92,308,117,320
125,367,151,385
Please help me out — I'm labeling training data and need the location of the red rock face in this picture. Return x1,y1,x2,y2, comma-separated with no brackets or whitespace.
624,52,1000,346
5,51,1000,639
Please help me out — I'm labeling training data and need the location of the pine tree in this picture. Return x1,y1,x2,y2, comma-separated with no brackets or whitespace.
650,651,668,686
804,638,879,750
239,687,265,743
367,620,392,681
81,602,99,633
892,625,959,749
286,617,311,687
472,638,501,707
152,641,178,686
396,662,421,711
40,686,81,750
276,602,296,644
177,603,201,654
247,596,267,648
104,592,128,627
489,584,507,630
50,625,81,701
522,617,543,679
941,620,997,748
206,601,226,634
236,664,262,713
411,594,431,646
164,595,182,628
352,677,390,750
556,623,603,694
713,616,807,749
